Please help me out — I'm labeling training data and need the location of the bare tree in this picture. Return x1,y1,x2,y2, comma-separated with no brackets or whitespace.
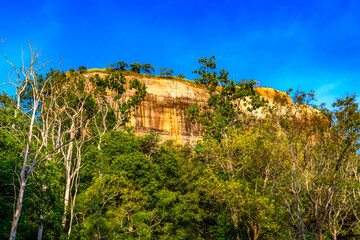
53,76,104,235
267,91,360,240
48,71,146,238
3,43,64,240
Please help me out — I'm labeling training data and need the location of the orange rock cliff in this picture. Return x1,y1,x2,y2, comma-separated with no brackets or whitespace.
85,72,291,144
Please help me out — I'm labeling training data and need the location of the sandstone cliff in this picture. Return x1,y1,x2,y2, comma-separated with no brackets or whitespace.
85,71,290,144
126,76,208,143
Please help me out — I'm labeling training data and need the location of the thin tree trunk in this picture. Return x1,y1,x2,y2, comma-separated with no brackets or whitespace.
246,226,251,240
37,184,47,240
332,232,337,240
9,180,25,240
67,184,78,238
67,142,83,237
253,225,260,240
10,102,38,240
62,171,71,229
37,213,44,240
62,127,74,229
6,44,62,240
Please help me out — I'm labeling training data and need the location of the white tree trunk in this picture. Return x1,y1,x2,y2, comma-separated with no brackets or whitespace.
62,128,74,229
9,180,26,240
37,213,44,240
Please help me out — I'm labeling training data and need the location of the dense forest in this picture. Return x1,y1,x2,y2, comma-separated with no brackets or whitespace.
1,48,359,240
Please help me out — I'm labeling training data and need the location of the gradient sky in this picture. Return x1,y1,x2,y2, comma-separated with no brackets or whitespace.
1,0,359,106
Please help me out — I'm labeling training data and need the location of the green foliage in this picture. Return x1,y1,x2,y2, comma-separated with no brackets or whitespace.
109,62,155,75
77,66,87,73
108,61,129,71
177,73,185,79
71,131,242,239
87,71,146,127
194,127,287,239
117,61,129,70
130,62,141,73
1,55,359,240
141,63,155,75
86,68,108,74
159,68,174,77
0,129,20,239
186,56,266,141
0,125,64,239
76,132,179,238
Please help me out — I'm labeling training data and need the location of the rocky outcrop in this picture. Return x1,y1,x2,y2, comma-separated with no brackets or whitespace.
126,76,208,143
85,72,291,144
255,87,291,103
125,77,291,144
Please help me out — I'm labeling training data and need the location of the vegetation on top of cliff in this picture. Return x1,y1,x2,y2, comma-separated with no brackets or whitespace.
86,60,291,104
85,64,206,91
159,68,174,77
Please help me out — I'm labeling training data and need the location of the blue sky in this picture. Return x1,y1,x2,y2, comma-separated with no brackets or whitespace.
1,0,359,106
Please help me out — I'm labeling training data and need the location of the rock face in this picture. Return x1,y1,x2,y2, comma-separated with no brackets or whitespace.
85,72,290,144
124,77,290,144
126,76,209,144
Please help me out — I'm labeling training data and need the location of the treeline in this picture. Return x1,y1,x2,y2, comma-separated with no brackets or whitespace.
69,61,186,79
0,49,360,240
107,61,185,78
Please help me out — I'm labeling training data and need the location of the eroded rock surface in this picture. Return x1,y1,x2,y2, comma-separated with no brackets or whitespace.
86,72,290,144
126,77,208,143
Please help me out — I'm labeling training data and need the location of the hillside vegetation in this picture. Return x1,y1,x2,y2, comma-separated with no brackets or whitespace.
1,53,359,240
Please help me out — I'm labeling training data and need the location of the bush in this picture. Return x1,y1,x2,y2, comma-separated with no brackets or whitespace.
159,68,174,77
78,66,87,74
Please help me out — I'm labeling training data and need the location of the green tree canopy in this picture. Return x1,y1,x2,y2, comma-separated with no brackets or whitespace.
130,62,141,73
77,66,87,73
159,68,174,77
117,61,128,70
141,63,155,74
186,56,266,141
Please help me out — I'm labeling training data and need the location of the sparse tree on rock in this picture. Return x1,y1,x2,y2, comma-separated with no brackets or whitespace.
77,66,87,74
141,63,155,75
159,68,174,77
177,73,185,79
117,61,128,70
130,63,141,73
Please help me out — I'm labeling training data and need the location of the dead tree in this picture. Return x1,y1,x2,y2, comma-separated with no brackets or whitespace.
48,71,146,238
3,43,63,240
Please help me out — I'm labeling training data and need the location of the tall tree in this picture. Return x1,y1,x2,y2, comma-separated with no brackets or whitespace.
2,44,64,240
195,127,286,240
186,56,271,239
186,55,265,141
